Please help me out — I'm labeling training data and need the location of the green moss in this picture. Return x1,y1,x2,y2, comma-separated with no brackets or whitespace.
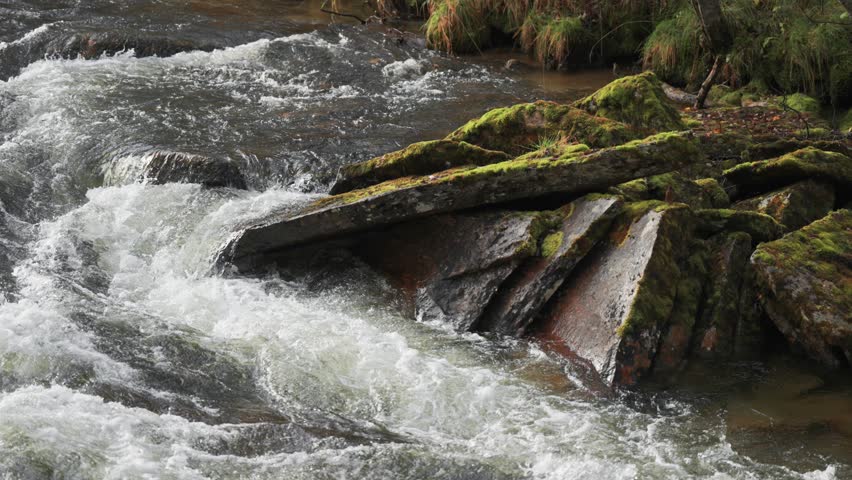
682,116,702,128
780,93,822,116
615,202,693,337
331,139,510,193
540,231,564,257
573,72,686,133
794,127,830,139
447,101,637,154
694,178,731,208
723,147,852,197
696,208,784,243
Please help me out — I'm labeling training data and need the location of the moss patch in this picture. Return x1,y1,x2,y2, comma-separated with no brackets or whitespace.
573,72,686,133
446,101,637,154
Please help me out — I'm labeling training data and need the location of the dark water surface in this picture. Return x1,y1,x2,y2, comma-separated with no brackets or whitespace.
0,1,848,479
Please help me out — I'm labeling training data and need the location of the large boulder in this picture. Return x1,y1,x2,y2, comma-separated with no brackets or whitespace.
573,72,686,133
105,151,246,189
218,132,700,271
329,140,510,194
476,195,622,336
445,101,637,154
732,179,835,231
723,148,852,199
353,210,552,331
533,202,694,387
751,210,852,368
610,173,727,209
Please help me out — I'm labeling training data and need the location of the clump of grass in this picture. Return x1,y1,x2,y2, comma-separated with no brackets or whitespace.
425,0,490,53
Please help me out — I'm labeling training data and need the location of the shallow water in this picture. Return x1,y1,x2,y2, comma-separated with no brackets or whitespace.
0,2,849,479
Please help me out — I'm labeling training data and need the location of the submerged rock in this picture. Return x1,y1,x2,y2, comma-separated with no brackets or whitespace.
220,132,699,271
732,180,835,231
105,151,246,189
723,147,852,199
476,195,622,336
445,101,637,154
329,140,510,194
751,210,852,368
573,72,686,133
354,210,550,331
534,202,694,387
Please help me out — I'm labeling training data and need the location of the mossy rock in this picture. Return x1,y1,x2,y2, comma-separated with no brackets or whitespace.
446,101,637,155
573,72,686,133
723,147,852,199
696,209,784,244
708,85,742,107
732,180,835,231
610,173,726,209
751,210,852,369
329,140,511,194
535,200,695,386
778,93,821,116
690,232,753,360
694,178,730,208
220,132,699,275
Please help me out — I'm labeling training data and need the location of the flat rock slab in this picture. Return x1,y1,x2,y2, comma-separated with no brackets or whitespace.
476,195,622,336
732,179,835,231
353,210,547,331
751,209,852,368
534,202,694,387
329,140,510,195
218,132,698,271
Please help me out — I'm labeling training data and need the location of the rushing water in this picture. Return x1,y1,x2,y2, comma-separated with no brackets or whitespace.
0,2,849,479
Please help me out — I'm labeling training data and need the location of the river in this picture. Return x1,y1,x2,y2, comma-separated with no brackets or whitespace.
0,1,848,479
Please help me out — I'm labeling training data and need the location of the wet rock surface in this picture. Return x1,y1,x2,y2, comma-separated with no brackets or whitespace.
751,209,852,369
105,151,247,189
533,202,694,386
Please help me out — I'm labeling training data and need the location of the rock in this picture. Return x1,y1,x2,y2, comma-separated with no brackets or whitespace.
694,178,731,208
751,210,852,369
445,101,637,154
329,140,510,195
219,132,700,271
476,195,622,336
696,209,784,243
104,151,246,189
723,147,852,199
779,93,821,116
732,180,835,231
610,173,725,209
662,82,698,106
59,32,215,60
653,242,709,375
533,202,694,387
690,232,754,359
573,72,686,132
742,139,850,163
353,210,550,331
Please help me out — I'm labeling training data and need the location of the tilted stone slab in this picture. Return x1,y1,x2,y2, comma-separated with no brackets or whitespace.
329,140,511,195
217,132,699,271
695,209,784,244
732,179,835,231
352,210,548,331
751,209,852,369
533,202,694,387
475,195,622,336
105,150,246,189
